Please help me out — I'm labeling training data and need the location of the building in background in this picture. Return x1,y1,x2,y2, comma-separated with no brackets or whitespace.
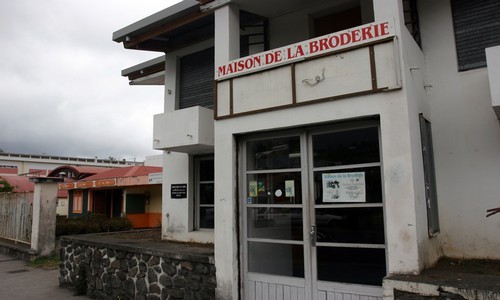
114,0,500,299
0,152,142,177
0,153,159,217
0,175,69,216
59,166,163,229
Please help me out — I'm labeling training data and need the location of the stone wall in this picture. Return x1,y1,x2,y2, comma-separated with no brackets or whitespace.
59,237,216,300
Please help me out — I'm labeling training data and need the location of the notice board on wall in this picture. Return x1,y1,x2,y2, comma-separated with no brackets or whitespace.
171,184,187,199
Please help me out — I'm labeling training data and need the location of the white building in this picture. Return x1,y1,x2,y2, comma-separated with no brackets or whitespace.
0,152,142,176
114,0,500,299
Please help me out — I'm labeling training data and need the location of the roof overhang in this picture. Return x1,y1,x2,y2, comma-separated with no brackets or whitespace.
122,55,166,85
113,0,214,53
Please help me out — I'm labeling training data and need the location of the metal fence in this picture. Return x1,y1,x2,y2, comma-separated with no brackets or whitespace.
0,192,33,244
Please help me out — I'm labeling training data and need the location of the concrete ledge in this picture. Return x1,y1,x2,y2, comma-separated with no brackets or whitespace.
0,238,37,261
61,229,214,264
383,258,500,299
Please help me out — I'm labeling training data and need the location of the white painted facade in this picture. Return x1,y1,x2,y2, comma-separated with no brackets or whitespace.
114,0,500,299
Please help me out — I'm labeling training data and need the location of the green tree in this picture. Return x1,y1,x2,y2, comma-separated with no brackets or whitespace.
0,179,14,192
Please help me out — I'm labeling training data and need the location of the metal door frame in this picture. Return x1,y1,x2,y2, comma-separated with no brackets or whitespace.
239,121,386,299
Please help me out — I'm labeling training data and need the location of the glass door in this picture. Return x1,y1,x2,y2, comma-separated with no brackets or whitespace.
246,136,304,278
241,124,386,299
309,126,386,297
242,133,312,299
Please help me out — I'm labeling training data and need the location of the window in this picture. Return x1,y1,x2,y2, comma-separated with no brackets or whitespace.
311,126,386,285
73,190,83,213
419,114,440,235
195,156,214,229
239,11,268,57
451,0,500,71
402,0,421,48
126,194,146,214
314,6,363,38
179,48,215,109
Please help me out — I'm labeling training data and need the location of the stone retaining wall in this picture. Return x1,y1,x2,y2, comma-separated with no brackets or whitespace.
59,236,216,300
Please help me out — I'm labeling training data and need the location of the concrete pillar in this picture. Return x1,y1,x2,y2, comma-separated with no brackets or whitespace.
214,5,240,299
30,177,62,257
164,54,177,113
214,4,240,67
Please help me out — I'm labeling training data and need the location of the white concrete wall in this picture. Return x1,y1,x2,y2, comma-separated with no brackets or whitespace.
159,40,217,244
419,0,500,259
398,27,442,269
214,87,428,297
212,1,436,297
213,6,241,299
161,151,213,244
374,0,442,270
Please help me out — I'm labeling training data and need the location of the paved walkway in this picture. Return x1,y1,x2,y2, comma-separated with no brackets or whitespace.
0,253,81,299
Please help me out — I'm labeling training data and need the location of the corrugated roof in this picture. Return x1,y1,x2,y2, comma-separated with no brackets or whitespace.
0,176,32,192
0,175,68,198
57,189,68,198
48,165,111,179
0,167,18,175
83,166,162,181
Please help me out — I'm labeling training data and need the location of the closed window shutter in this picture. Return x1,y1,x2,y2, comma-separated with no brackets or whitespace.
179,47,215,109
452,0,500,71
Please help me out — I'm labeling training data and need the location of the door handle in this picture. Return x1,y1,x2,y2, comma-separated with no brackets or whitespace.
311,224,317,246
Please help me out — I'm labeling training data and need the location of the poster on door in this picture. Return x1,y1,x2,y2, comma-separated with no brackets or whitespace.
322,172,366,203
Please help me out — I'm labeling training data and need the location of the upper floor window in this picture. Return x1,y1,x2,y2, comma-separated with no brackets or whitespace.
313,6,363,38
451,0,500,71
403,0,421,48
179,47,215,109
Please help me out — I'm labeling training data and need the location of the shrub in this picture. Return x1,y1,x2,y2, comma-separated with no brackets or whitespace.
56,214,133,236
107,217,133,232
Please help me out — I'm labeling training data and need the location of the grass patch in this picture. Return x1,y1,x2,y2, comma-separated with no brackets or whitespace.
27,255,60,270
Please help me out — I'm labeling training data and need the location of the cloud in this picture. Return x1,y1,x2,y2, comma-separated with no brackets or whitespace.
0,0,180,161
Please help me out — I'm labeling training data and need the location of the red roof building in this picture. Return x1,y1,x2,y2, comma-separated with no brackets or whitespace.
59,166,163,229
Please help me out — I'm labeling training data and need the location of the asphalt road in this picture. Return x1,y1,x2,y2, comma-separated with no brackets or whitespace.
0,253,80,299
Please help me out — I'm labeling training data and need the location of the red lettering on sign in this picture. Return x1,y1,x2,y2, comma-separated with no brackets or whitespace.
380,21,389,36
328,35,340,48
265,52,275,64
287,45,305,59
351,29,361,43
309,40,319,54
275,50,283,62
362,26,373,40
374,23,380,37
318,38,329,52
296,45,305,57
215,20,394,80
340,32,351,45
237,60,245,71
218,65,227,77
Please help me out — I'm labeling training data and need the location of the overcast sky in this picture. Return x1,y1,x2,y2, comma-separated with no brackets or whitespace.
0,0,182,162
